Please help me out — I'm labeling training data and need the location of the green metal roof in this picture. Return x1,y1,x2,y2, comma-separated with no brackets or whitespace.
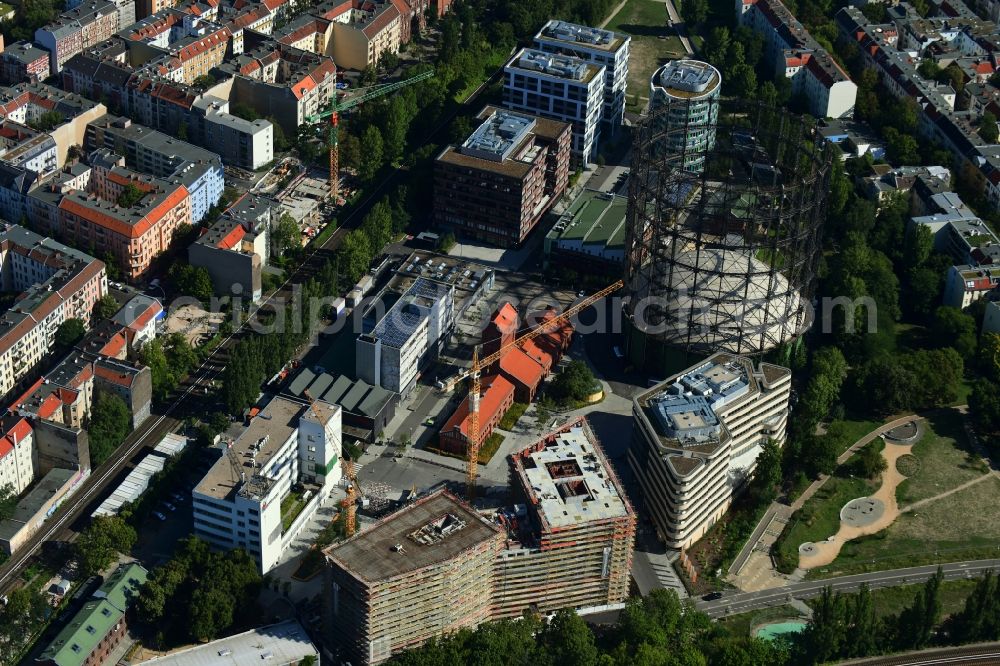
39,599,123,666
94,562,147,612
39,563,147,666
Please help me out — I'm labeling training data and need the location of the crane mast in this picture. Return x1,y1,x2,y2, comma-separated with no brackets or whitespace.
307,70,434,202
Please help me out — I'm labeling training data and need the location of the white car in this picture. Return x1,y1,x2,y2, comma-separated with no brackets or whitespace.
153,511,167,521
613,346,624,359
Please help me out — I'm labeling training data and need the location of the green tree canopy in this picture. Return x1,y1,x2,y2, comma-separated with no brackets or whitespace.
89,392,131,466
55,318,86,350
75,515,137,576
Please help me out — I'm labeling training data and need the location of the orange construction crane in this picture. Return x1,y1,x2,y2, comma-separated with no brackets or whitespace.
304,388,357,536
464,280,624,501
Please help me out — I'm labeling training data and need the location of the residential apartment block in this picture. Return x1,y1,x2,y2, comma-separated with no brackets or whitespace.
356,277,455,396
533,20,630,130
123,10,231,85
738,0,857,118
35,0,121,75
217,43,337,136
434,107,571,247
0,225,106,400
37,151,192,280
191,96,274,169
0,83,107,170
314,0,404,71
1,42,51,85
629,354,791,550
325,417,634,666
85,114,224,222
504,48,605,165
192,395,342,573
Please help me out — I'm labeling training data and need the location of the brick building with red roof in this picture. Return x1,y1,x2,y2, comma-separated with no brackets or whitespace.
438,375,515,455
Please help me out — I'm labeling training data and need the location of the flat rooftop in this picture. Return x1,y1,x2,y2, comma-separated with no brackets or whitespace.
510,48,600,83
194,396,308,501
138,620,318,666
538,19,624,51
325,490,501,583
653,60,721,99
368,277,450,349
461,109,536,163
512,421,629,530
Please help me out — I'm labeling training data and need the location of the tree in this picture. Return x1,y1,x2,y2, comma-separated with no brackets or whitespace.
272,213,300,253
970,378,1000,434
28,110,64,132
980,332,1000,381
75,515,136,576
855,441,888,479
0,484,16,522
548,361,597,406
930,306,977,359
748,439,782,506
54,318,86,350
192,74,216,89
338,230,373,284
95,295,120,321
981,111,999,144
539,610,599,666
88,392,131,466
189,586,235,642
884,126,920,164
359,125,384,182
681,0,708,26
361,199,393,252
169,263,213,303
116,183,146,208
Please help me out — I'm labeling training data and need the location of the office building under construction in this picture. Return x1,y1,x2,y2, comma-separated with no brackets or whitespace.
323,417,635,665
623,99,831,373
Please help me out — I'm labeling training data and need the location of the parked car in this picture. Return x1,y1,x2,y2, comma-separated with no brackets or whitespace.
170,492,185,503
613,346,624,359
162,502,176,512
153,511,167,521
702,591,723,601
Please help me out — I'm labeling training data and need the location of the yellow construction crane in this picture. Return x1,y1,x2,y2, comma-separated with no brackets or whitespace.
305,70,434,202
464,280,624,501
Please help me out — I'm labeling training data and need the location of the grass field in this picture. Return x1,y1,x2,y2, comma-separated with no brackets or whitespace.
802,580,977,620
895,412,988,506
775,474,878,572
810,476,1000,578
605,0,687,111
824,418,883,457
498,402,529,431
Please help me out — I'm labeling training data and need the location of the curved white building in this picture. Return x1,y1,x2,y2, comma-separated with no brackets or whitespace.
648,59,722,171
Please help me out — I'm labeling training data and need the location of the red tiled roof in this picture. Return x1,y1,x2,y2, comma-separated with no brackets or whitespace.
10,377,44,410
94,363,135,387
498,346,544,389
37,392,62,420
128,303,161,331
441,375,514,439
58,184,189,239
490,303,518,337
99,330,128,357
217,223,246,249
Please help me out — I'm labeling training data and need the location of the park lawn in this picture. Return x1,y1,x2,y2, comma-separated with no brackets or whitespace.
895,411,988,506
810,476,1000,578
867,580,977,620
605,0,687,110
498,402,529,431
717,605,805,637
426,432,505,465
824,417,882,457
775,474,878,573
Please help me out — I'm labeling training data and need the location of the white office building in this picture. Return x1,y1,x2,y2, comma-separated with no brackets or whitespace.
192,396,342,573
503,48,605,165
629,354,791,550
649,59,722,172
356,277,455,396
533,20,631,130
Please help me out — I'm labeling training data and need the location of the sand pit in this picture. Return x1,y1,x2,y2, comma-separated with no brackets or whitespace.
798,438,914,569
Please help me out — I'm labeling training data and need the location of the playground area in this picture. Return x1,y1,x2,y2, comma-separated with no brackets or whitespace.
162,303,226,347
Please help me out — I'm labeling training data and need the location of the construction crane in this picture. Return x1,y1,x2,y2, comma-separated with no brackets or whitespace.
341,459,358,537
305,69,434,202
464,280,624,501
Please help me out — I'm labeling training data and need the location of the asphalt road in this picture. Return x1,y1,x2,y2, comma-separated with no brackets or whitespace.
695,560,1000,618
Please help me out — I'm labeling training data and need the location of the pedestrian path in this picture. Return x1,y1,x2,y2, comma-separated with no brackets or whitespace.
633,549,689,598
